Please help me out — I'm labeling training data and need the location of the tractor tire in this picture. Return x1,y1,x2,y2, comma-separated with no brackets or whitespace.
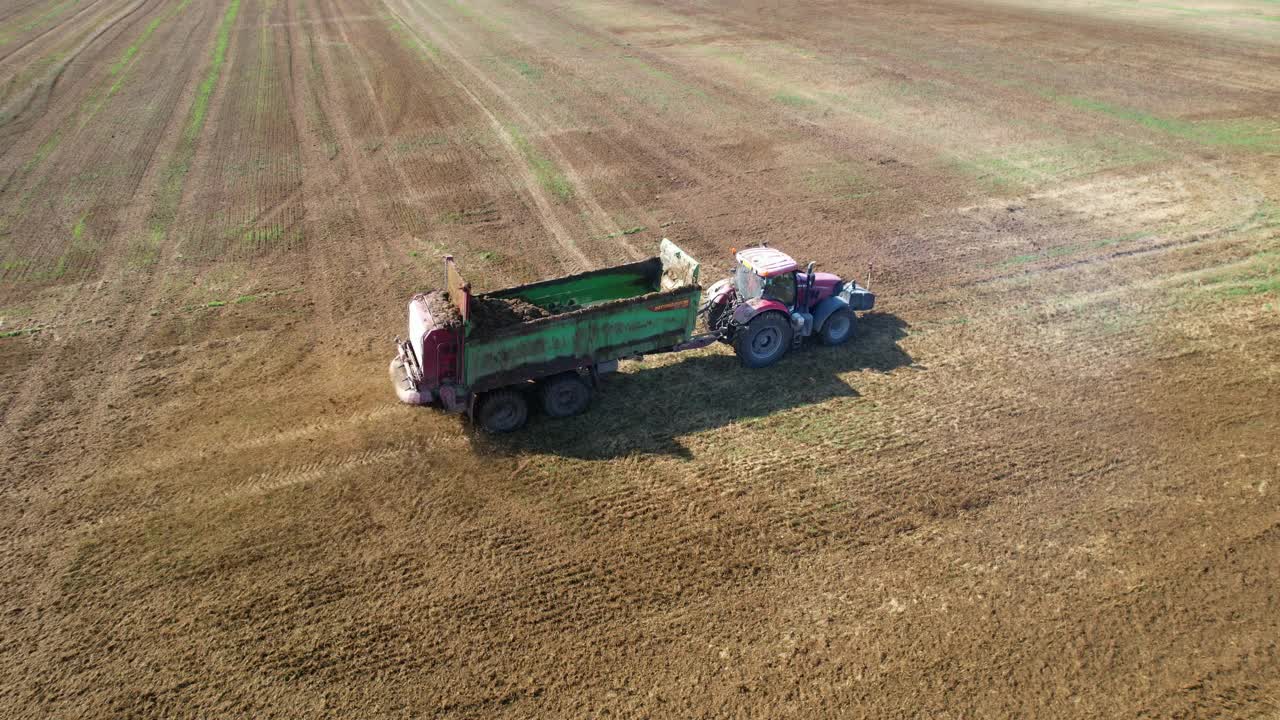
734,312,793,368
476,389,529,433
820,307,856,346
541,372,592,418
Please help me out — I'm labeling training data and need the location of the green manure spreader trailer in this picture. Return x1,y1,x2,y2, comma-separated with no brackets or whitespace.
392,239,875,432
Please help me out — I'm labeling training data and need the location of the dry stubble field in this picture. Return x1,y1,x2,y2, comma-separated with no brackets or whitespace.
1,0,1279,716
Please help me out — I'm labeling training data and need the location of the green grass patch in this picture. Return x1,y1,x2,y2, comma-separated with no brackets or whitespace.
23,133,61,173
438,206,497,224
148,0,240,235
951,141,1165,190
605,226,646,239
185,0,240,142
393,135,447,154
386,16,440,59
1197,249,1280,300
504,57,542,80
803,162,873,201
998,232,1155,268
1215,275,1280,297
1055,94,1280,152
0,326,43,339
240,224,284,248
179,286,301,313
0,0,82,47
127,228,165,268
616,54,708,111
506,124,574,201
773,92,816,108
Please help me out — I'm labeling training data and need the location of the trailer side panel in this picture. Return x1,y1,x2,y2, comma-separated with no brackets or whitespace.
463,286,701,392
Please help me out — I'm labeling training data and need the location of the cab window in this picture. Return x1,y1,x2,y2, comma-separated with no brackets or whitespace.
764,273,795,306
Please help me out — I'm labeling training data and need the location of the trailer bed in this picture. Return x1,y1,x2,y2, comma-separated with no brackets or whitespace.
461,240,701,392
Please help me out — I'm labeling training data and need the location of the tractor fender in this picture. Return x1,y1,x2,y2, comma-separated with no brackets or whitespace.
706,277,734,304
700,277,735,314
732,298,789,326
812,296,852,333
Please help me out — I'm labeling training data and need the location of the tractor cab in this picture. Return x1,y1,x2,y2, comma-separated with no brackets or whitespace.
735,247,798,306
734,246,845,311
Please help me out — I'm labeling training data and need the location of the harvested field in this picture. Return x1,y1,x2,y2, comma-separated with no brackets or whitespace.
1,0,1278,717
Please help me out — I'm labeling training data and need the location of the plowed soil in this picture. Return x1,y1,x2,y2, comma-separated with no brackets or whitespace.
2,0,1278,717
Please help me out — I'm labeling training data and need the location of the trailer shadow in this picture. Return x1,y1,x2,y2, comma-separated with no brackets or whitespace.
470,312,914,460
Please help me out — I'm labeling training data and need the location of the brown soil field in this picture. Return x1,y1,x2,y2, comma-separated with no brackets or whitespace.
2,0,1278,716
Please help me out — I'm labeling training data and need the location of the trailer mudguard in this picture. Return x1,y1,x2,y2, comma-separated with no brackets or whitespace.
812,296,852,333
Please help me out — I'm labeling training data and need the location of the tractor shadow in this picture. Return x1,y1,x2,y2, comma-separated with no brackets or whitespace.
471,312,915,460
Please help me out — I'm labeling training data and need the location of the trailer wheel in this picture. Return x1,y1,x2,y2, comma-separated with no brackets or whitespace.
734,312,793,368
541,372,592,418
820,308,855,346
476,389,529,433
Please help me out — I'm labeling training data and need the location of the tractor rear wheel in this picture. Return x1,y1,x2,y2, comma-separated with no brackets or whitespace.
476,389,529,433
734,312,793,368
820,307,855,346
541,372,592,418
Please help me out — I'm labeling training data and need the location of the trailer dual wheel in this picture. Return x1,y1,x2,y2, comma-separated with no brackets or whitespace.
541,372,592,418
820,308,856,346
734,312,793,368
476,389,529,433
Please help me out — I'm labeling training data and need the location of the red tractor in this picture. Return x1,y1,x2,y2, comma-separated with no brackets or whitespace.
699,246,876,367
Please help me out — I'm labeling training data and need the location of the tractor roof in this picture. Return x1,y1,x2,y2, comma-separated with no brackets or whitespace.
736,247,797,278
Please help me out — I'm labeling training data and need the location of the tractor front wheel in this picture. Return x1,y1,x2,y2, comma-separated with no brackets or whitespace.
734,312,793,368
820,307,856,346
476,389,530,433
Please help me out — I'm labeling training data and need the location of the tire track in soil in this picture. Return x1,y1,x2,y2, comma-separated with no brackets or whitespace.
292,0,562,354
0,0,151,179
75,440,430,536
291,0,419,356
465,0,1245,302
388,0,649,264
0,0,118,112
0,0,223,696
0,0,147,137
0,0,200,285
391,0,905,277
0,0,212,480
0,0,51,27
0,0,118,64
391,0,710,258
383,0,598,270
182,0,301,262
52,0,238,488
